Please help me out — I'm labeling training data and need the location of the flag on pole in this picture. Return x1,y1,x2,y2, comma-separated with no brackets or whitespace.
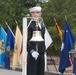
5,25,15,69
44,27,53,71
55,21,73,66
55,22,62,40
45,27,53,49
12,25,22,70
0,26,7,66
59,21,75,74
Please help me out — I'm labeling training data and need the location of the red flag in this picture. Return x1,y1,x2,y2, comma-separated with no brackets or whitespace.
55,22,62,40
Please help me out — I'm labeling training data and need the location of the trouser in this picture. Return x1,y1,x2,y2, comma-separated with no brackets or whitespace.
27,53,45,75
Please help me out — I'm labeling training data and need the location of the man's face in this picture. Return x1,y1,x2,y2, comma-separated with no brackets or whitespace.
31,11,42,18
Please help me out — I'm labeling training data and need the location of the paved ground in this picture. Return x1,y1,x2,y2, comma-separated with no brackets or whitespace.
0,67,74,75
0,56,75,75
0,65,74,75
47,56,74,75
0,68,22,75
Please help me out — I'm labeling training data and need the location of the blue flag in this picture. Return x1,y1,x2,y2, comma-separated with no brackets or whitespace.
0,26,7,66
5,26,15,69
59,21,75,74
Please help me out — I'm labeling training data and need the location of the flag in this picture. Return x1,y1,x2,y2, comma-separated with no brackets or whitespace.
0,26,7,66
59,21,75,74
12,25,22,70
55,22,62,40
45,27,53,49
44,27,53,71
5,26,15,69
56,21,73,68
55,22,73,65
56,21,73,67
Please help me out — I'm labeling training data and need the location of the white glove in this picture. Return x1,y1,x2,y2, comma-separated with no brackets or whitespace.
31,51,39,60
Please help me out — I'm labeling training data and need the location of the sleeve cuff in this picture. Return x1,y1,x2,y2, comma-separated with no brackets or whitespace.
30,49,34,54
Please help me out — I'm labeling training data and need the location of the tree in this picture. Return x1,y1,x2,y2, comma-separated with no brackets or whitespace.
41,0,76,56
0,0,76,56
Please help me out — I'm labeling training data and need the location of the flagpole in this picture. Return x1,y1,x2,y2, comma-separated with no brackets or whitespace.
22,17,27,75
5,21,15,38
5,21,9,26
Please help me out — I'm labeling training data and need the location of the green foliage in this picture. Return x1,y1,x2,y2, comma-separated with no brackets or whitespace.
0,0,76,56
47,43,61,56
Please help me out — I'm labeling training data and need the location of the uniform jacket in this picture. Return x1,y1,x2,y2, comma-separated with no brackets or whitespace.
27,20,46,54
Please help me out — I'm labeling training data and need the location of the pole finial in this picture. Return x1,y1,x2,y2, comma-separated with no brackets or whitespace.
15,20,18,25
5,21,8,26
65,15,67,21
54,18,56,22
